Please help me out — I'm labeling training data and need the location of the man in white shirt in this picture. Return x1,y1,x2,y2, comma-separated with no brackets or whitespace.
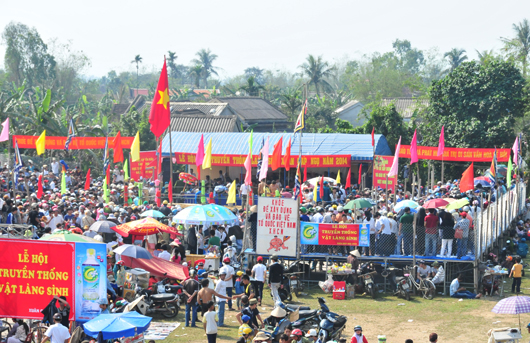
158,245,171,261
219,258,235,310
375,212,391,256
311,208,324,223
51,158,60,175
251,256,267,306
240,183,251,207
48,208,65,232
41,313,70,343
214,272,229,327
417,261,432,280
431,261,444,285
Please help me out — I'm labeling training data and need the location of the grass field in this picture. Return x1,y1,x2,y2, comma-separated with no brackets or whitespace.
151,274,530,343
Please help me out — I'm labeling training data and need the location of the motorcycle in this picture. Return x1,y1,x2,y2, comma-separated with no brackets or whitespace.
291,297,330,332
385,267,410,301
124,278,180,318
164,284,184,308
318,310,348,343
355,263,377,299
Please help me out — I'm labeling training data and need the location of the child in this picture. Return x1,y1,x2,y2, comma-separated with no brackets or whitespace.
203,301,217,343
509,256,523,293
234,271,245,310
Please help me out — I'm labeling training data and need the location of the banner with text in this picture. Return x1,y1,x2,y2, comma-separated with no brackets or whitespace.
175,152,351,168
300,223,369,246
12,135,134,150
0,239,75,319
398,145,510,162
130,151,158,181
373,155,397,192
256,197,298,257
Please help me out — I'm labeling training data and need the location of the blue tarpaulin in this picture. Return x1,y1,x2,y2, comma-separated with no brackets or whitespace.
161,132,392,161
83,311,152,339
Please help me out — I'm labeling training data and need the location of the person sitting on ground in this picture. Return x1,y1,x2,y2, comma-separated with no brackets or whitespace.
197,278,232,316
517,238,528,258
431,261,444,285
449,273,482,299
6,320,28,343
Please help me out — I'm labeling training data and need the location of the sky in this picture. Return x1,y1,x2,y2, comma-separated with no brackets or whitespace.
1,0,530,80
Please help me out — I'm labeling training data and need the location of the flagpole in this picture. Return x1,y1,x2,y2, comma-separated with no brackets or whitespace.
168,130,174,204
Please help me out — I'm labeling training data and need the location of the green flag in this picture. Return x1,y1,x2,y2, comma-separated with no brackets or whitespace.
61,171,67,194
248,130,253,155
507,156,513,188
137,182,143,204
124,158,129,180
103,176,109,202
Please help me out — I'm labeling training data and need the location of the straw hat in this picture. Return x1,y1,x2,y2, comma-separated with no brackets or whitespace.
271,307,286,317
250,205,258,213
349,250,361,258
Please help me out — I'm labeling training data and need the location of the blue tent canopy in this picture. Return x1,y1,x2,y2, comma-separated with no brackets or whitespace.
161,132,391,161
83,311,152,340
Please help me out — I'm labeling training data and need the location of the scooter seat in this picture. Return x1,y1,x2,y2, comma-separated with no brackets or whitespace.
151,293,176,302
298,309,318,318
395,276,406,282
165,285,183,292
286,305,311,311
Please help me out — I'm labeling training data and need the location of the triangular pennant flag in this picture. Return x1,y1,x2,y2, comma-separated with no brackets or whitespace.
84,169,91,190
168,177,173,204
513,136,519,166
65,119,76,151
37,174,43,199
0,118,9,142
227,180,237,204
131,131,140,162
388,137,401,177
203,138,213,169
259,137,269,181
294,99,307,133
410,129,418,164
319,176,324,199
336,170,341,185
36,130,46,155
437,126,445,156
371,127,375,147
507,157,513,188
196,134,205,179
244,152,252,185
271,137,283,171
113,131,124,163
123,159,129,180
283,137,291,171
61,171,67,195
358,164,362,186
345,168,351,189
460,163,474,193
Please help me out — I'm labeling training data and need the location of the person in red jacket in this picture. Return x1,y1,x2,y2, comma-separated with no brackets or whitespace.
350,325,368,343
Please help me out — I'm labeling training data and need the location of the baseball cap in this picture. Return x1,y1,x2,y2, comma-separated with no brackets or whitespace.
242,315,251,323
249,298,258,305
305,329,318,337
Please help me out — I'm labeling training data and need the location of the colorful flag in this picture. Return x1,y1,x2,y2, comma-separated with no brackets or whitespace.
460,162,474,193
148,59,171,138
256,137,264,178
358,164,362,186
488,148,497,184
131,131,140,162
168,177,173,203
84,169,91,190
294,158,301,200
106,165,110,185
271,137,283,171
37,174,43,199
294,99,307,133
227,180,237,204
371,127,375,147
410,129,418,164
248,130,253,155
258,137,269,181
61,171,67,195
13,139,22,177
319,176,324,199
123,159,129,180
64,119,76,152
202,138,213,169
244,151,252,185
513,136,519,165
155,188,161,207
196,134,205,179
336,170,341,185
507,157,513,188
36,130,46,155
345,168,351,189
102,176,109,202
283,137,291,171
112,131,123,163
388,137,401,177
313,180,317,202
103,136,110,172
437,126,445,157
0,118,9,142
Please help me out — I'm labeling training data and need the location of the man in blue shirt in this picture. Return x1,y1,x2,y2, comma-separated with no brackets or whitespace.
450,274,482,299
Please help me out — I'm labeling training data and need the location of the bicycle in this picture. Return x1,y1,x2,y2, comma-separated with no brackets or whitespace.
403,266,435,300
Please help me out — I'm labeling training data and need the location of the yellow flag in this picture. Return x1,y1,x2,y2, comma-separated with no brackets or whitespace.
202,138,213,169
313,183,317,202
131,131,140,162
227,180,237,204
36,130,46,155
336,170,341,184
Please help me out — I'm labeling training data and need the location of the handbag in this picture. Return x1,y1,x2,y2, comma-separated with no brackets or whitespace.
455,228,464,239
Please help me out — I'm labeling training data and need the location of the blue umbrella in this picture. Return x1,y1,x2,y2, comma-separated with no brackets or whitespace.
83,311,152,339
394,200,419,212
113,244,152,260
474,178,492,188
173,204,238,225
140,210,165,218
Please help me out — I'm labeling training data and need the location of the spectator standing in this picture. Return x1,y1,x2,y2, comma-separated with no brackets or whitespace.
509,256,523,293
268,254,283,304
181,271,200,327
202,301,217,343
424,209,439,256
251,257,267,306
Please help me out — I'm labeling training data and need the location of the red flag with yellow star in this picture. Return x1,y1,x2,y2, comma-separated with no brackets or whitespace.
149,59,171,138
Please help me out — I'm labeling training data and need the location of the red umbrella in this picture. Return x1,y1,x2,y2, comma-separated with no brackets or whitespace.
423,198,449,209
112,217,183,237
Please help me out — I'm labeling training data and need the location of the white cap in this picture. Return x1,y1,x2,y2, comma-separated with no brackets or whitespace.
305,329,318,337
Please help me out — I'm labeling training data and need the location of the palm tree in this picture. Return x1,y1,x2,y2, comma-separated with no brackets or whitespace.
239,76,265,96
167,51,179,79
189,65,203,88
299,55,335,96
192,49,218,88
279,87,303,120
476,49,495,65
501,19,530,76
131,55,142,90
444,48,467,71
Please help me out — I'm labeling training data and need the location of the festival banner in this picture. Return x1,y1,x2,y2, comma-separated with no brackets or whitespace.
256,197,298,257
74,242,108,322
130,151,158,181
373,155,398,192
0,239,75,319
300,223,369,247
398,145,510,162
175,152,351,168
12,135,134,150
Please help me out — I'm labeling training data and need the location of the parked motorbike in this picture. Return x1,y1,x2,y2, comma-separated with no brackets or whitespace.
125,278,179,318
386,267,411,301
318,310,348,343
164,284,184,308
354,262,377,299
291,297,330,332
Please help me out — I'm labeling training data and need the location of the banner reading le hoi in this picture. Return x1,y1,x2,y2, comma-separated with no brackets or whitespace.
300,223,369,247
256,197,298,257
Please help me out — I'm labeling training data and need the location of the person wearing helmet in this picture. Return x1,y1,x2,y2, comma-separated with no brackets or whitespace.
219,257,235,311
300,207,310,222
41,313,70,343
351,325,368,343
238,315,253,341
289,329,305,343
237,326,253,343
98,298,109,314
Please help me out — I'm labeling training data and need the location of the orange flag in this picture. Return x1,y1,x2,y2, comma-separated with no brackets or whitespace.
84,169,91,190
283,137,291,171
168,177,173,204
319,176,324,199
271,137,283,171
345,168,351,189
149,59,171,138
113,131,124,163
459,162,474,193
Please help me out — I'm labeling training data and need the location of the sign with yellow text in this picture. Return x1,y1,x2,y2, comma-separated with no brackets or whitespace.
373,155,397,192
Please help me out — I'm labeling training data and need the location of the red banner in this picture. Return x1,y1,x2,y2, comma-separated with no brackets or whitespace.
319,223,362,246
399,145,510,162
175,152,351,168
373,155,397,192
0,239,75,319
12,135,134,150
130,151,157,181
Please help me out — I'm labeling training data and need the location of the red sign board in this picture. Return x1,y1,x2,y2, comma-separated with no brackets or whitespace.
373,155,397,192
12,135,134,150
130,151,157,181
0,239,75,319
399,145,510,162
319,223,362,246
175,152,351,168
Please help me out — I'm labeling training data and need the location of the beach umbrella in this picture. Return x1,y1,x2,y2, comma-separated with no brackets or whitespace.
113,217,182,237
89,220,116,233
474,177,493,188
344,198,374,210
83,311,152,340
492,295,530,330
113,244,152,260
140,210,165,218
306,177,336,186
40,230,101,243
394,200,419,212
173,204,238,226
445,198,470,211
423,198,449,209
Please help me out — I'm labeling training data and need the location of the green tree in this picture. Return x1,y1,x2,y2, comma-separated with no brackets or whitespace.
189,65,203,88
501,19,530,77
131,54,142,89
167,51,179,79
192,49,218,87
2,22,56,88
444,48,467,71
422,60,527,150
239,76,264,96
299,55,335,96
392,39,425,75
279,87,303,120
244,67,264,84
